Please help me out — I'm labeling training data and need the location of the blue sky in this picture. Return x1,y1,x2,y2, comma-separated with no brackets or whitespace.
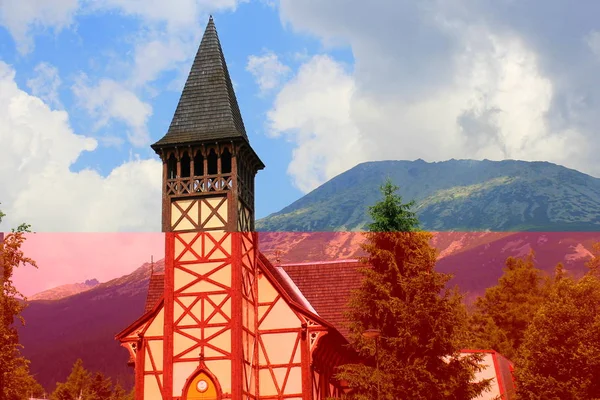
2,0,600,232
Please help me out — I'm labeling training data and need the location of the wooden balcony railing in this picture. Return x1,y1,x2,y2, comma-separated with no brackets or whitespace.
166,175,233,196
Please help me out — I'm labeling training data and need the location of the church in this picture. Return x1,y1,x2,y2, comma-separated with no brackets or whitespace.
116,17,515,400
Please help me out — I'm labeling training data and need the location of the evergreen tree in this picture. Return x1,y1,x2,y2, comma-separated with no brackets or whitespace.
88,373,113,400
468,251,550,361
51,359,91,400
109,383,130,400
2,360,45,400
336,182,489,399
51,359,130,400
515,273,600,399
367,179,420,232
0,210,44,400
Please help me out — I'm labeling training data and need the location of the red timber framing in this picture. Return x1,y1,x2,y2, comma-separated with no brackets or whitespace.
117,244,353,400
115,298,166,400
163,231,237,399
255,254,337,400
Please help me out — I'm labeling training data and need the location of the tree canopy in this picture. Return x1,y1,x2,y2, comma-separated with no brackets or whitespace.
515,273,600,399
336,181,489,399
468,250,551,361
367,178,420,232
51,359,133,400
0,209,45,400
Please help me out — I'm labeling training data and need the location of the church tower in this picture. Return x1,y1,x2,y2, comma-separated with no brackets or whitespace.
150,16,264,399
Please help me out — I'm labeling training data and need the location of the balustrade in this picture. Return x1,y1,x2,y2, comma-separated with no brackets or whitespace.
165,174,233,196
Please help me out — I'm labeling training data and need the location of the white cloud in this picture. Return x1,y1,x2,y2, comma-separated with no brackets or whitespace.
247,51,291,95
267,55,367,192
271,1,599,193
88,0,245,33
0,61,162,232
0,0,79,54
1,0,247,90
72,75,152,147
26,62,63,109
129,35,192,88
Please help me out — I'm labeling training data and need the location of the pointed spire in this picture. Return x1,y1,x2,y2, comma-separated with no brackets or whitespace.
150,255,154,276
152,16,248,150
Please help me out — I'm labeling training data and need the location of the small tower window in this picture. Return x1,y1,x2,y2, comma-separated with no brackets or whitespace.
221,148,232,174
207,148,218,175
194,151,204,176
167,154,177,179
181,152,191,178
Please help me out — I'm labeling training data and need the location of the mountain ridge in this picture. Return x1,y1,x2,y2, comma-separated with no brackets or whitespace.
257,159,600,232
30,278,100,301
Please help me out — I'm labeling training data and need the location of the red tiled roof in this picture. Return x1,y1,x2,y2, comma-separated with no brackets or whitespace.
280,259,364,339
145,273,165,313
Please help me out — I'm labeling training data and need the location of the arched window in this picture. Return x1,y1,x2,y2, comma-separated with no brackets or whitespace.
207,148,218,175
194,151,204,176
167,154,177,179
181,152,191,178
183,370,220,400
221,148,232,174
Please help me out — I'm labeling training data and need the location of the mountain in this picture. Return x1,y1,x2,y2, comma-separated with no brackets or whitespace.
18,260,164,392
30,278,100,301
18,232,600,393
17,158,600,392
256,159,600,232
259,231,599,302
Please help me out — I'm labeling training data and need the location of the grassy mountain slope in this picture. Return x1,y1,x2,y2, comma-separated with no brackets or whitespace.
256,159,600,231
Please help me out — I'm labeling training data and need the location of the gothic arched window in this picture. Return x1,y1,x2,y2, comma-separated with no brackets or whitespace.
207,148,218,175
167,154,177,179
181,152,191,178
194,151,204,176
221,148,232,174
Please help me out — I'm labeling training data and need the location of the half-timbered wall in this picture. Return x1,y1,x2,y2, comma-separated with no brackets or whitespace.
256,274,308,400
118,306,166,400
165,231,235,398
240,232,258,399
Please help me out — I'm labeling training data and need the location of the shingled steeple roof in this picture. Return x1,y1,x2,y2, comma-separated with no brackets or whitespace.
152,16,249,149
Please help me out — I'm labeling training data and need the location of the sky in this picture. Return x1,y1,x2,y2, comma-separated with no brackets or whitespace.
2,0,600,234
12,232,165,296
4,0,600,294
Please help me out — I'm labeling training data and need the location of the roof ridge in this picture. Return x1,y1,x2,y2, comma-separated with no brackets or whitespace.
280,259,362,267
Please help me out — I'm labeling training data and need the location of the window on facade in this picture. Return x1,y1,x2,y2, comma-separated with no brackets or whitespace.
221,148,232,174
180,152,191,178
207,148,218,175
167,154,177,179
194,151,204,176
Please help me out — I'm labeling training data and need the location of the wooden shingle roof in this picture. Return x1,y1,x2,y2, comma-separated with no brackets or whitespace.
151,16,249,150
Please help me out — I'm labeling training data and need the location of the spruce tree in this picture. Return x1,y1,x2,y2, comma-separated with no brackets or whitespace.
88,372,113,400
51,359,92,400
367,179,420,232
336,180,489,399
